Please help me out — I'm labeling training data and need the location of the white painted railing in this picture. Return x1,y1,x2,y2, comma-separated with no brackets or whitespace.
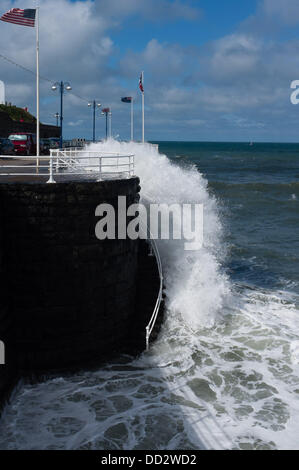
145,230,164,351
0,149,135,182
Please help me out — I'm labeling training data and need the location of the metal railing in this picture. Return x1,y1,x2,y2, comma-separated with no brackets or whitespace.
139,195,164,351
0,152,162,350
145,229,164,351
0,149,135,182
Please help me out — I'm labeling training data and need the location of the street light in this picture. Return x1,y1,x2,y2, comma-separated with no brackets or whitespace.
54,112,60,127
51,81,72,149
101,108,111,139
88,100,101,142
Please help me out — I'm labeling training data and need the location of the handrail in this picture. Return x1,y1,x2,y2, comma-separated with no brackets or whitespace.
145,228,164,351
0,149,135,182
140,193,164,351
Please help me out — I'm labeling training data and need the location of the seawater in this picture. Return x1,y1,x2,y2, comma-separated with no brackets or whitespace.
0,141,298,450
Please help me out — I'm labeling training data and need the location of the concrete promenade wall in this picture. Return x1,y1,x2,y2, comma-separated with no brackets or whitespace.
0,177,142,411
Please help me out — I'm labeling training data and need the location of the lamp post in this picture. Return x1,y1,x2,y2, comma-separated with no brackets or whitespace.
101,108,110,139
54,112,60,127
51,81,72,149
88,100,101,142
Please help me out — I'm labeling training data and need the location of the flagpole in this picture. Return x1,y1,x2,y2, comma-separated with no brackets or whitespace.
141,71,144,143
36,5,40,169
109,109,112,138
131,98,134,141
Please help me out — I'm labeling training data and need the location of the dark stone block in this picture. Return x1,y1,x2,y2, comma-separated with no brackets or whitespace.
0,176,164,416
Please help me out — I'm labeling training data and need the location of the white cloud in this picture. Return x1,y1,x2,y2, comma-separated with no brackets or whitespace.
222,114,265,129
68,119,84,127
241,0,299,34
262,0,299,25
120,39,193,84
202,34,262,81
5,83,33,103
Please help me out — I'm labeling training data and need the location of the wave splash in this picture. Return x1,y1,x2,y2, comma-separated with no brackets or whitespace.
86,139,230,329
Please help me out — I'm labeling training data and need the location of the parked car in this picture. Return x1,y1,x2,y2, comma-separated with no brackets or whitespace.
39,139,45,155
8,133,36,156
0,137,15,156
40,138,51,155
48,137,60,149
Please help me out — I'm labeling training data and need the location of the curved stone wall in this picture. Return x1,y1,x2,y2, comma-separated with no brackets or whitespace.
0,178,140,375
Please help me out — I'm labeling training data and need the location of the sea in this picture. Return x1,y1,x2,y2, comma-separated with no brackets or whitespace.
0,141,298,450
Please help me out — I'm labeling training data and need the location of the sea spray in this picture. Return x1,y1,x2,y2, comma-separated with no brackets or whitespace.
85,140,230,328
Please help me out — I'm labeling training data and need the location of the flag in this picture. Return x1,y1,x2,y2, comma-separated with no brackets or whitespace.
121,97,132,103
0,8,36,27
1,6,39,163
139,73,144,93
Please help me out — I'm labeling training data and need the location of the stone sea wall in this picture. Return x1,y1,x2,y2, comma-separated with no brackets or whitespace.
0,177,150,412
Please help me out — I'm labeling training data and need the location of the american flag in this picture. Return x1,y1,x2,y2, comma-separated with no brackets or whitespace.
0,8,36,27
121,97,132,103
139,73,144,93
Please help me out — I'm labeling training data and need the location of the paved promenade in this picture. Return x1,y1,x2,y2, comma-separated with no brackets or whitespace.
0,156,49,182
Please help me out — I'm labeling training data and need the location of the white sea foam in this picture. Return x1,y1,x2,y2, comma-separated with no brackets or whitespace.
85,139,230,328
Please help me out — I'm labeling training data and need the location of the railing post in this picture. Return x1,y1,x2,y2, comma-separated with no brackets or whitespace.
56,150,59,171
144,228,163,352
98,156,102,181
47,152,56,183
146,326,150,351
149,242,154,256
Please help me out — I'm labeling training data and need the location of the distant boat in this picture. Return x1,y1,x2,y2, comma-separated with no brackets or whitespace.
249,141,253,146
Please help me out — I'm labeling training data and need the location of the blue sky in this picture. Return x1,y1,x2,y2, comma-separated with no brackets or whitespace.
1,0,299,141
110,1,257,49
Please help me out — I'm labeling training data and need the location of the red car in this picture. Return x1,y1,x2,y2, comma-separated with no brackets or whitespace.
8,133,36,156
